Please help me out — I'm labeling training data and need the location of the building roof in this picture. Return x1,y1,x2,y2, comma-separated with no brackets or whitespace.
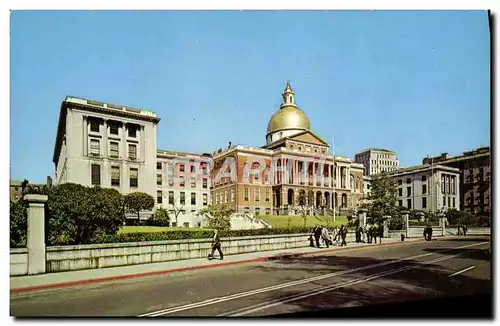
379,163,459,177
356,148,396,155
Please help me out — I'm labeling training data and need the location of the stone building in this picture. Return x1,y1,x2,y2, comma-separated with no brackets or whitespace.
384,164,461,212
422,147,491,216
53,96,160,204
155,150,212,227
210,82,365,216
355,148,400,176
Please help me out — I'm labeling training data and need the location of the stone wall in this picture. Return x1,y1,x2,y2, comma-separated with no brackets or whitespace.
10,248,28,276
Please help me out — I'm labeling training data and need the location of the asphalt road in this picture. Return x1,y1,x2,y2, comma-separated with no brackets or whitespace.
10,237,492,317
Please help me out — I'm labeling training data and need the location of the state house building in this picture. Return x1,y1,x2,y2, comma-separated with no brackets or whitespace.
210,82,365,216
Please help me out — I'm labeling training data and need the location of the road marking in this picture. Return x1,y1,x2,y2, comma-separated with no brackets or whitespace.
138,241,487,317
226,253,462,317
449,265,476,277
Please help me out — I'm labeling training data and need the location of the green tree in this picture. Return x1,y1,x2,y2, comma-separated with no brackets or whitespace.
200,204,234,231
124,192,155,225
10,200,28,247
367,172,398,226
148,208,170,226
46,183,125,245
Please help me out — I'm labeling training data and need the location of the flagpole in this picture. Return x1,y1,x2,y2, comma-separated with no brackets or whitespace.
332,135,336,222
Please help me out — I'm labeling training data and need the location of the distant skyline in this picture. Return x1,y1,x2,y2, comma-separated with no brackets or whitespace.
10,10,490,183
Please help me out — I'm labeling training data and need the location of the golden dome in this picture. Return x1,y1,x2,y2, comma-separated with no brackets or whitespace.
266,104,311,135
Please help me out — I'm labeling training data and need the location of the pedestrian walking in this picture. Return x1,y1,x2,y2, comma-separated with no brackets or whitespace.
321,226,331,248
371,225,378,244
339,225,348,247
208,229,223,260
313,225,322,248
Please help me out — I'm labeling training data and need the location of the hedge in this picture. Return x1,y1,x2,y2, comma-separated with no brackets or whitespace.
93,226,317,244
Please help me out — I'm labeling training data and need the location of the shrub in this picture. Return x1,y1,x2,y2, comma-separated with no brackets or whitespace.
147,208,170,227
93,226,313,244
10,200,28,248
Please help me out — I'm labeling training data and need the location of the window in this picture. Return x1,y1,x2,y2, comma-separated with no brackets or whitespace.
225,191,228,203
407,187,411,196
90,120,100,132
451,177,455,194
130,168,138,187
421,175,427,182
191,181,196,188
91,164,100,185
180,192,185,205
231,188,235,202
157,174,162,186
128,125,137,138
441,176,445,194
266,188,270,202
128,144,137,160
190,165,195,173
109,141,119,158
453,197,456,208
111,166,120,186
169,191,174,205
244,187,249,201
255,188,260,201
203,178,208,189
191,193,196,205
90,139,100,156
399,200,403,207
406,178,411,184
157,162,162,170
422,197,427,208
255,208,261,216
422,184,427,194
157,191,163,204
448,197,451,208
442,196,446,206
398,188,403,196
180,176,185,187
398,179,402,186
203,193,208,205
109,123,119,135
407,199,412,209
179,164,185,173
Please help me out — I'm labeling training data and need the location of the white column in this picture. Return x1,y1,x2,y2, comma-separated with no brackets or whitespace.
25,194,48,275
103,119,108,157
82,115,88,156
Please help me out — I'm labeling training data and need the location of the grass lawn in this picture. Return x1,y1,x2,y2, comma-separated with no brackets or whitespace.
257,215,348,228
118,226,210,234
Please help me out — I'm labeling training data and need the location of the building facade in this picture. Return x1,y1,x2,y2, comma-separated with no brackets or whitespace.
384,164,460,212
355,148,400,176
155,150,212,227
53,97,160,199
210,82,365,216
422,147,491,216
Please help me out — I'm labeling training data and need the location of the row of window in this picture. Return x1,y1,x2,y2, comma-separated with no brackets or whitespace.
398,185,427,197
397,196,456,209
91,164,138,187
243,207,272,216
89,119,138,138
157,191,208,206
157,161,209,174
89,138,138,160
156,173,208,188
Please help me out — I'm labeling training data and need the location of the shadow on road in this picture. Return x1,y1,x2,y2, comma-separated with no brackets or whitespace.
244,240,492,318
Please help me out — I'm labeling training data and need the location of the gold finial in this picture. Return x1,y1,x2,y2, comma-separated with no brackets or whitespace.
284,81,294,94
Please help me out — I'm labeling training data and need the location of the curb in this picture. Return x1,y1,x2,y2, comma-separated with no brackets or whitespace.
9,236,464,294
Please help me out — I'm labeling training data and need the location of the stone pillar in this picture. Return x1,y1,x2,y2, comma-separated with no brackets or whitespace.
103,119,109,157
382,215,390,238
358,208,367,229
401,210,410,238
438,212,446,236
82,115,88,156
25,194,48,275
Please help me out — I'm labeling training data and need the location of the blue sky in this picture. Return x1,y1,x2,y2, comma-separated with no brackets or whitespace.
10,10,490,183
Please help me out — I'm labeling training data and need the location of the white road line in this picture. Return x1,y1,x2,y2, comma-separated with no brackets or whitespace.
227,254,461,317
449,265,476,277
138,241,488,317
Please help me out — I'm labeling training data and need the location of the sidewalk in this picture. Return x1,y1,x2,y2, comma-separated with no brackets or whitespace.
11,237,426,294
